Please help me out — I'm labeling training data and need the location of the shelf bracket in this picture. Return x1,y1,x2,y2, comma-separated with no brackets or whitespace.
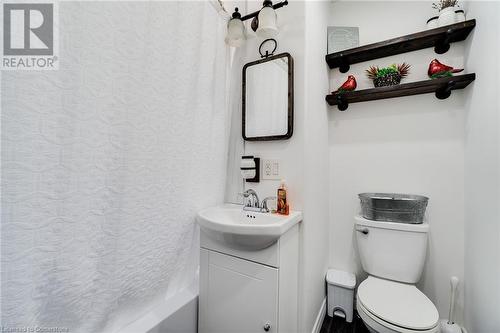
435,80,456,99
338,56,350,73
336,94,349,111
434,28,454,54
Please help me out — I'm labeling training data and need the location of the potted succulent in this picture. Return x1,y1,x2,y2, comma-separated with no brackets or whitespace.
433,0,459,26
366,63,411,88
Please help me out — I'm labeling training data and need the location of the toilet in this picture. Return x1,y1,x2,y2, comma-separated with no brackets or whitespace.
355,216,440,333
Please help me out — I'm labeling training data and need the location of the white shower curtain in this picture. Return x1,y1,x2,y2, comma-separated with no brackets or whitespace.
1,1,229,332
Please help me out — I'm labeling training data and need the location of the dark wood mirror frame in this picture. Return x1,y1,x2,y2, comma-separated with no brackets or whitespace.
242,52,294,141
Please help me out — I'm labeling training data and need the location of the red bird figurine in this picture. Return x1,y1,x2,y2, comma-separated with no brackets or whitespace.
334,75,357,93
428,59,463,78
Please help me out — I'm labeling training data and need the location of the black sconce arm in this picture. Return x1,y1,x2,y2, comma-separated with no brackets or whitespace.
240,0,288,21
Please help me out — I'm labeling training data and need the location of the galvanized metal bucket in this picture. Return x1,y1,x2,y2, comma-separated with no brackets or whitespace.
358,193,429,224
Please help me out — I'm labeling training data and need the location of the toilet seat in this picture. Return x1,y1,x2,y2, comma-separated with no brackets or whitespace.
357,300,439,333
357,276,439,333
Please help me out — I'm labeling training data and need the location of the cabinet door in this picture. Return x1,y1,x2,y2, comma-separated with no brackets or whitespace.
199,249,278,333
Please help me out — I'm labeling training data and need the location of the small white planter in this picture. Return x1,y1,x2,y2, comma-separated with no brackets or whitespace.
455,9,466,22
438,6,457,26
427,16,439,29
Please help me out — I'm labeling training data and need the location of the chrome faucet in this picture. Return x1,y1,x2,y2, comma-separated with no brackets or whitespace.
260,196,277,213
241,189,260,211
240,190,276,213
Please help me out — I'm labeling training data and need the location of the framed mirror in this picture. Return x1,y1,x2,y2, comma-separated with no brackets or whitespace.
242,53,294,141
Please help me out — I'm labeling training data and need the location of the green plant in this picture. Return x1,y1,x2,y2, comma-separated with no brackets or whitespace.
366,63,411,80
432,0,458,11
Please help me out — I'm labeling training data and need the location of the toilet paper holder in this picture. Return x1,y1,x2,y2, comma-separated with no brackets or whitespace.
241,156,260,183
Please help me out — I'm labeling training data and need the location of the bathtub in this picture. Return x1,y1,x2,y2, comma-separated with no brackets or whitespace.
118,283,198,333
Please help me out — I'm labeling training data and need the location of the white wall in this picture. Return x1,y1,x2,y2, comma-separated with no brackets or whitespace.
463,2,500,332
328,1,467,324
242,1,306,213
302,1,331,331
232,1,330,332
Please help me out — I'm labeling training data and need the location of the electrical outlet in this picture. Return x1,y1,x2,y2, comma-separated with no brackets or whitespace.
262,159,281,180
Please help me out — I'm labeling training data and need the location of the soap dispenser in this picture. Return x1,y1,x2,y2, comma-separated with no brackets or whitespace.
277,179,289,215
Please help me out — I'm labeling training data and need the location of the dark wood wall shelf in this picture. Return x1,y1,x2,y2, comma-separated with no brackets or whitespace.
326,20,476,73
326,74,476,110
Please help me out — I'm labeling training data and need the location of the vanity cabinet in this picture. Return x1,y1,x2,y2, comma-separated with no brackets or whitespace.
198,224,299,333
200,250,278,332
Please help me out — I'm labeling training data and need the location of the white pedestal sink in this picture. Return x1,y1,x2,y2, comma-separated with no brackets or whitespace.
197,203,302,333
196,204,302,250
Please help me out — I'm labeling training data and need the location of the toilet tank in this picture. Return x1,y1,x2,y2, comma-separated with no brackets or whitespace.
355,216,429,284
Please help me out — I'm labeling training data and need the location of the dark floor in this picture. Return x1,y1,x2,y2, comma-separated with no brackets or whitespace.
320,311,370,333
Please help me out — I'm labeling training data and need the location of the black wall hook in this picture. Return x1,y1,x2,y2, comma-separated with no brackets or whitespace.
259,39,278,58
435,80,456,99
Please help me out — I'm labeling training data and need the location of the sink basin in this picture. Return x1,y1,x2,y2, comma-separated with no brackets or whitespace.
197,204,302,250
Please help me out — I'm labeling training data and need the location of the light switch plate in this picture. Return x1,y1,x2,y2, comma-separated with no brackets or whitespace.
262,159,281,180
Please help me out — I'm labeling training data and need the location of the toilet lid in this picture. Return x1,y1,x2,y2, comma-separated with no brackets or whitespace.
357,276,439,330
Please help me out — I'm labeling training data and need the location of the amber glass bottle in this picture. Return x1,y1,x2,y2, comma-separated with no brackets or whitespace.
277,180,289,215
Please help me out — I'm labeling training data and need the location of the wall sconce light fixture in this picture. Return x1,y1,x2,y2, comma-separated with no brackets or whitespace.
256,0,278,38
225,0,288,47
224,8,245,47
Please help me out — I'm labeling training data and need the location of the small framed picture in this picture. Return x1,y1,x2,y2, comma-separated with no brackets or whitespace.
327,26,359,54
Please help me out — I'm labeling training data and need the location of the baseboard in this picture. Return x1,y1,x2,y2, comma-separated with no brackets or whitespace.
311,297,327,333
